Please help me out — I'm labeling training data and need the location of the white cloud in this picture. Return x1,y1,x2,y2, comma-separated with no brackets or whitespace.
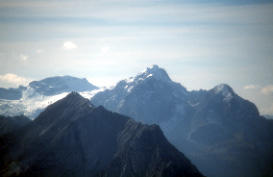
0,73,31,88
20,54,28,61
87,76,120,88
243,84,259,90
261,85,273,95
63,41,78,50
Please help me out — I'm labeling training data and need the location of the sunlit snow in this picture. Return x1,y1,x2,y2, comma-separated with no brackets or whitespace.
0,87,102,119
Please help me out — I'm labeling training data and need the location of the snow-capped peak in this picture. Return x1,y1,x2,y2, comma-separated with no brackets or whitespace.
212,84,235,101
111,65,173,95
121,65,172,92
123,65,171,85
139,65,171,82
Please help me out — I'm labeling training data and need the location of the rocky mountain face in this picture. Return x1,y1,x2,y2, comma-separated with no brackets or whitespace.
0,115,31,135
0,92,203,177
92,65,189,125
91,65,273,177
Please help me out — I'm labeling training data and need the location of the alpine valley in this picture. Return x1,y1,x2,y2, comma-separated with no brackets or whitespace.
0,65,273,177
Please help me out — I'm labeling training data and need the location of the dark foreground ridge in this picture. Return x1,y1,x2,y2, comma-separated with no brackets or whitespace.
0,92,203,177
0,115,31,135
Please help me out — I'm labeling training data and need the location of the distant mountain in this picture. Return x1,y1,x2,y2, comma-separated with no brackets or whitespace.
0,92,203,177
187,84,273,177
0,76,98,119
0,76,97,100
29,76,97,96
0,115,31,135
91,65,273,177
92,65,188,125
0,86,26,100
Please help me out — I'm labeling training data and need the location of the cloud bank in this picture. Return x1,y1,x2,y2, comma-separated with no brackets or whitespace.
0,73,31,88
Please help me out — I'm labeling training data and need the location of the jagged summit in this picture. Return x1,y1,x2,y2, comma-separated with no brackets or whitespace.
55,91,92,107
140,65,171,82
124,65,171,85
66,91,85,100
212,83,235,99
91,65,189,124
35,92,94,124
213,83,233,92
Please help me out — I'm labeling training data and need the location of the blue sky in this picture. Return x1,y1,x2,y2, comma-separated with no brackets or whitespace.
0,0,273,114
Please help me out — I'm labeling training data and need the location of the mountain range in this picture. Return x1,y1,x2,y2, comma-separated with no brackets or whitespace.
91,65,273,177
0,92,203,177
0,65,273,177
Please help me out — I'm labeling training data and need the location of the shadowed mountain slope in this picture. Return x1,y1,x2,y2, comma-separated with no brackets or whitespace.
0,92,203,177
0,115,31,135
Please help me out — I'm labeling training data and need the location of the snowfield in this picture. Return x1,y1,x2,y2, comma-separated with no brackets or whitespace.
0,87,103,119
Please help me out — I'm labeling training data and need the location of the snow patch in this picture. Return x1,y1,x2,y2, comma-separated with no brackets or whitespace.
127,86,134,93
146,74,153,78
213,84,234,101
0,88,101,119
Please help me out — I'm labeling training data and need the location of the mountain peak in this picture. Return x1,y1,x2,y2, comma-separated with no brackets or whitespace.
141,65,171,82
65,91,83,99
212,84,235,99
213,84,233,92
40,91,91,112
122,65,172,87
35,91,93,126
59,91,92,107
150,64,160,70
